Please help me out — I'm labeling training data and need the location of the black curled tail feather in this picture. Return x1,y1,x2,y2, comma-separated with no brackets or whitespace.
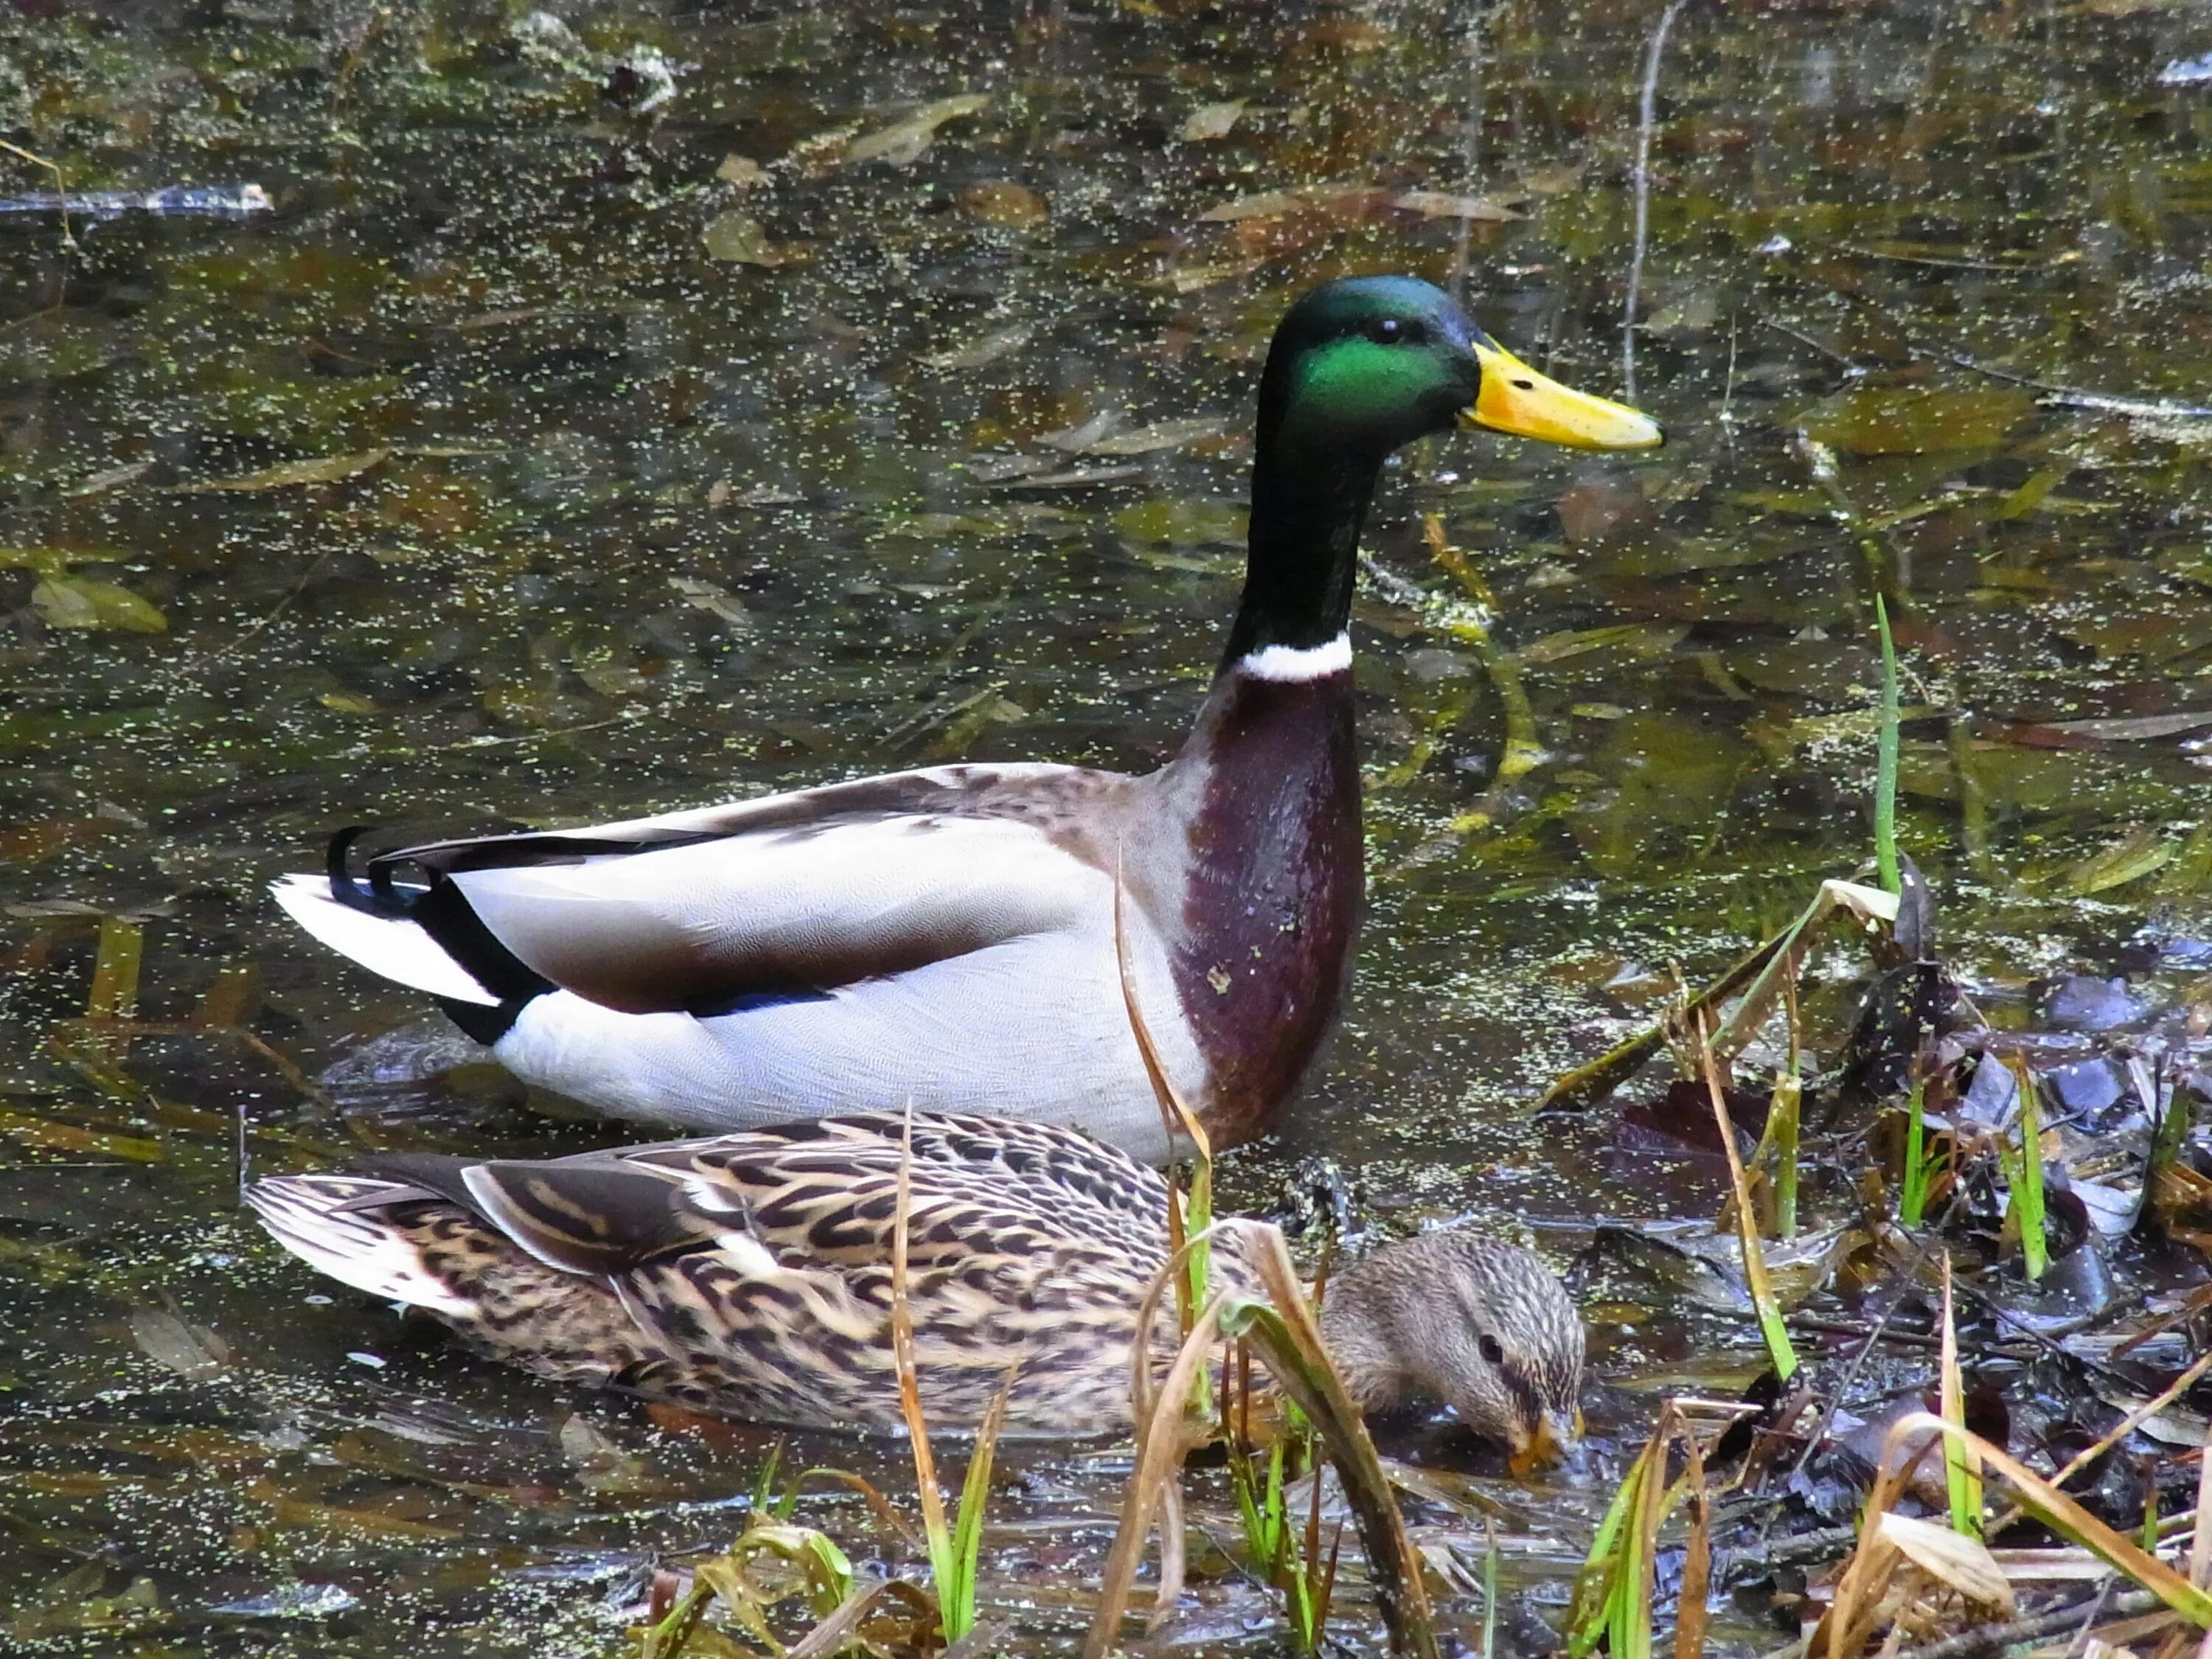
321,825,553,1024
327,826,417,917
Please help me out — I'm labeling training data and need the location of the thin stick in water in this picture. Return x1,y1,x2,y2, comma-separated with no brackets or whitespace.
1623,0,1689,400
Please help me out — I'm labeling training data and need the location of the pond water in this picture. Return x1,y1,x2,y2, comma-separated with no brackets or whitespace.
4,0,2212,1653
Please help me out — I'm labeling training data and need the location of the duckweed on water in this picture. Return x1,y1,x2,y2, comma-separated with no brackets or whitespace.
7,0,2212,1654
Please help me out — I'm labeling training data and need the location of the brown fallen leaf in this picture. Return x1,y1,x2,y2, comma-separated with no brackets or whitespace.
175,447,391,493
844,93,990,166
716,153,768,188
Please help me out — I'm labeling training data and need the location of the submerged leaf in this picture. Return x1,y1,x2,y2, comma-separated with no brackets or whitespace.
1179,100,1248,140
2067,827,2172,895
919,323,1033,372
701,212,795,265
1393,189,1523,221
32,575,167,632
176,448,390,492
1799,386,2034,456
960,180,1045,226
844,94,990,166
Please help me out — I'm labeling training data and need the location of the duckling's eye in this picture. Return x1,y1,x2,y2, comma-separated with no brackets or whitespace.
1478,1332,1505,1365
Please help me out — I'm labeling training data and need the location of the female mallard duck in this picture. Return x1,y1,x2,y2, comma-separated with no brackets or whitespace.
248,1110,1583,1453
273,276,1659,1161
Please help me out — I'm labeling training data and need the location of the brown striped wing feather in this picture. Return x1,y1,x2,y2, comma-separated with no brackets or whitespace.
352,1113,1214,1436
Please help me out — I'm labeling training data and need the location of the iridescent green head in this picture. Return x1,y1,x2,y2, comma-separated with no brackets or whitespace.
1225,275,1661,663
1256,275,1663,462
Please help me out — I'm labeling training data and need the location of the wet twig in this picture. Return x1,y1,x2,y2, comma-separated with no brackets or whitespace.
1887,1586,2160,1659
1951,1279,2140,1393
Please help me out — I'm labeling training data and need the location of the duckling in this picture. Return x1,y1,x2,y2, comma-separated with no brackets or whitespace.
248,1110,1584,1453
271,276,1659,1163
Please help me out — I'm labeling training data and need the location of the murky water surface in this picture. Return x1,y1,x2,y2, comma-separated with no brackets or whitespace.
4,0,2212,1652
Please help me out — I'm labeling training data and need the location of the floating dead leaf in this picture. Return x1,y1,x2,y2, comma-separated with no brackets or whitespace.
175,447,391,493
1179,99,1247,141
31,574,167,633
1392,189,1523,221
919,322,1034,372
844,93,989,166
701,212,796,265
961,180,1045,226
1798,386,2034,457
716,153,768,188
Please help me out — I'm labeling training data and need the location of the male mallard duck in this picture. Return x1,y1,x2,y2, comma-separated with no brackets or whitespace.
273,276,1659,1161
247,1110,1584,1452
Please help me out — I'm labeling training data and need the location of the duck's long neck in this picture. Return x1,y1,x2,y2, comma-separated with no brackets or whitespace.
1217,447,1383,670
1155,444,1377,1146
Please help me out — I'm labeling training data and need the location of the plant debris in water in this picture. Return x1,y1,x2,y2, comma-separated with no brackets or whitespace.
7,0,2212,1655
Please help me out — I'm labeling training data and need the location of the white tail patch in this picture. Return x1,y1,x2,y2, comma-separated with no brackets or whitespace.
1235,632,1352,682
269,875,501,1006
246,1177,475,1317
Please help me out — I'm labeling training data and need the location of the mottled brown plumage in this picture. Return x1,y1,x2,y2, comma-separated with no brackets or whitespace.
248,1112,1582,1448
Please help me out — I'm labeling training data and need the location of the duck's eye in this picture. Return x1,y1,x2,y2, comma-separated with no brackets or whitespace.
1478,1332,1505,1365
1367,317,1405,345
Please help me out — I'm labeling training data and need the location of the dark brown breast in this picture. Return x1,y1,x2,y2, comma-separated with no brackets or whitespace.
1170,669,1362,1145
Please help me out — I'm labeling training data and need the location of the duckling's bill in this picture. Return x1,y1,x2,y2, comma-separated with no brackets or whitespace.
1461,339,1663,451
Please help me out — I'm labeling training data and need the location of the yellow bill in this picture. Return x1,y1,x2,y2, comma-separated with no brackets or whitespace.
1461,338,1663,450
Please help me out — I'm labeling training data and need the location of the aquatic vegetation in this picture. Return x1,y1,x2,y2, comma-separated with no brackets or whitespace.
10,0,2212,1653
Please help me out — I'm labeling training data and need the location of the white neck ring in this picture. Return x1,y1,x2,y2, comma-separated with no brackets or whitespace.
1234,633,1352,682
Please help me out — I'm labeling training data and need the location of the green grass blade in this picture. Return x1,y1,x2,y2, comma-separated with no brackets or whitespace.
1901,1079,1930,1228
1874,593,1901,895
1938,1255,1983,1538
2014,1066,2048,1281
1568,1444,1646,1658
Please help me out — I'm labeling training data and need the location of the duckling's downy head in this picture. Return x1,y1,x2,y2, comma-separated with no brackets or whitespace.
1259,275,1663,463
1318,1228,1585,1464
